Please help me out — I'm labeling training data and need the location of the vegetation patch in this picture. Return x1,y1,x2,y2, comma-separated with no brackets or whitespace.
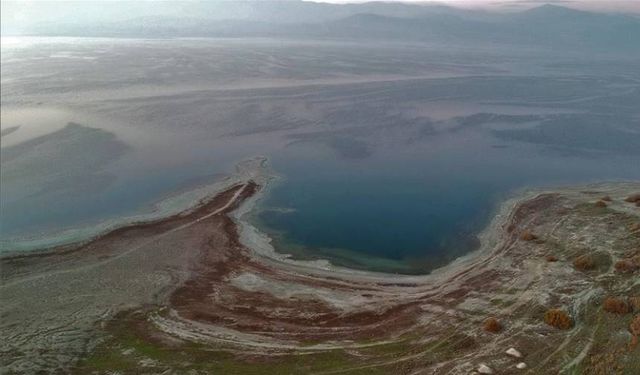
624,194,640,203
546,255,559,262
520,229,537,241
573,254,596,271
603,297,631,314
544,309,573,330
482,317,502,333
615,259,638,273
630,315,640,348
594,200,608,208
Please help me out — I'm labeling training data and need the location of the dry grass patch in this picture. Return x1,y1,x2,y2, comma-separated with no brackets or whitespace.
614,259,638,273
630,315,640,348
544,309,573,330
603,297,631,314
594,200,608,208
520,230,537,241
483,317,502,333
624,193,640,203
573,254,596,271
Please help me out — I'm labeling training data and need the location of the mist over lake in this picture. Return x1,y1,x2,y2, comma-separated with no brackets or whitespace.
2,36,639,271
3,2,640,373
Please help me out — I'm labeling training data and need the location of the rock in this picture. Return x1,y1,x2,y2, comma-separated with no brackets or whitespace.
516,362,527,369
478,364,493,374
506,347,522,358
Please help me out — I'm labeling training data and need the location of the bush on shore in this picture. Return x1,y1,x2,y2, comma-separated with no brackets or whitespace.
483,317,502,333
520,230,537,241
603,297,631,314
614,259,638,273
545,255,558,262
544,309,573,329
624,193,640,203
573,254,596,271
594,200,607,208
630,315,640,347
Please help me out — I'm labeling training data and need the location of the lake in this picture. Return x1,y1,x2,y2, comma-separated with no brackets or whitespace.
1,38,639,272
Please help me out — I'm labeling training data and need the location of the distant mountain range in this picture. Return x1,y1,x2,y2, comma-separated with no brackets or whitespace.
2,1,639,53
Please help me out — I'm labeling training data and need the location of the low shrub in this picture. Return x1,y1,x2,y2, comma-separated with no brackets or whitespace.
624,193,640,203
483,317,502,333
614,259,638,273
594,200,607,208
603,297,630,314
520,230,537,241
630,315,640,347
629,296,640,312
600,196,612,202
573,254,595,271
544,309,573,330
545,255,559,262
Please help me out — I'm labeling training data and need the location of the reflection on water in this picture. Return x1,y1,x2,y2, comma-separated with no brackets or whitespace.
257,127,640,274
1,38,639,269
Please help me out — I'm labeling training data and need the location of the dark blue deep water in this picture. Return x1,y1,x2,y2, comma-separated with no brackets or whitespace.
257,130,640,274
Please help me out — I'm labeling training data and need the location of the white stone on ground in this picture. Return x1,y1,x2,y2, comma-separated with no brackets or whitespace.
478,364,493,374
516,362,527,369
506,347,522,358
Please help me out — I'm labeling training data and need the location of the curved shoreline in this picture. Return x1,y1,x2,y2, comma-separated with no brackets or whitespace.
0,156,270,255
2,157,639,374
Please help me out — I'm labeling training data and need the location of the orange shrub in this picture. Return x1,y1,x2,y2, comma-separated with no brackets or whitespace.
546,255,559,262
614,259,638,273
594,200,607,208
573,254,595,271
520,230,537,241
630,297,640,312
630,315,640,348
624,193,640,203
603,297,630,314
631,315,640,336
483,317,502,333
544,309,573,330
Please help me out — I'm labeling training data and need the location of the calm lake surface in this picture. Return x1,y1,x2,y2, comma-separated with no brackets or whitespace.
1,38,639,273
256,127,640,273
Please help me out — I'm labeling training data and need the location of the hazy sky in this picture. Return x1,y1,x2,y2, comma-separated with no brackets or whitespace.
319,0,640,13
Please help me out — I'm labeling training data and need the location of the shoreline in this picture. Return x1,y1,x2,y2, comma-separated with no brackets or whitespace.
2,155,636,277
2,157,639,373
0,156,269,256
